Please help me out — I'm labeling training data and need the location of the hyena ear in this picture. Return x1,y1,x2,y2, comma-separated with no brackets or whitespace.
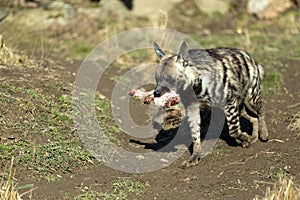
176,41,189,66
153,42,166,60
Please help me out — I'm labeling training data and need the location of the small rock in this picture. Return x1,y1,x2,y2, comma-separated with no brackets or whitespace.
47,1,74,19
98,93,106,100
77,7,101,19
15,1,74,30
194,0,232,15
131,0,184,17
247,0,294,19
283,165,291,172
136,154,145,160
183,177,191,182
56,174,62,178
101,0,185,19
160,158,169,163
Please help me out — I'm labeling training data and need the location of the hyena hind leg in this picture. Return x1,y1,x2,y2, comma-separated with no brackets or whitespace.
245,99,269,142
225,100,250,148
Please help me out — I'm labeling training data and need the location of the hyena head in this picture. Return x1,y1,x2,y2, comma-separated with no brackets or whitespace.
153,41,195,97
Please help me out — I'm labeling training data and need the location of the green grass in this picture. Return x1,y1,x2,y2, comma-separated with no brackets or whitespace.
94,94,122,144
0,52,123,183
252,165,288,180
11,139,91,180
65,179,145,200
262,70,283,93
251,151,288,180
0,81,94,181
0,80,122,181
69,42,94,59
104,179,145,200
73,191,103,200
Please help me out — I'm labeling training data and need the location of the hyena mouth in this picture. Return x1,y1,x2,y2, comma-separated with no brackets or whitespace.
128,89,180,108
129,89,183,130
153,87,170,98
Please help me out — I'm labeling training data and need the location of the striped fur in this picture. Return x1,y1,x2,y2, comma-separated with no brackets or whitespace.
153,42,269,168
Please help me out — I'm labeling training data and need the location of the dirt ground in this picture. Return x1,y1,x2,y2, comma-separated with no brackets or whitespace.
0,1,299,200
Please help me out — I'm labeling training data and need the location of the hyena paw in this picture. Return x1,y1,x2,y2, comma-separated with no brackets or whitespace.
236,132,250,148
259,118,269,142
241,140,250,148
181,154,200,168
249,134,259,144
259,128,269,142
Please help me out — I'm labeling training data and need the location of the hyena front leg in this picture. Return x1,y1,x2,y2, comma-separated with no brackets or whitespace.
177,81,202,168
240,106,259,144
225,99,250,148
182,104,201,168
258,114,269,141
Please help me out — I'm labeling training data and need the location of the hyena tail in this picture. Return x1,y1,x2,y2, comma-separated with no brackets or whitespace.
258,64,265,80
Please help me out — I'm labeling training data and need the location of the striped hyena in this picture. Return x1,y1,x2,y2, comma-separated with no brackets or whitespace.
153,42,269,168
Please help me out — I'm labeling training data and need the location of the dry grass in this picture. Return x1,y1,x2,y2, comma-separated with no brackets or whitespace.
0,34,32,68
254,177,300,200
1,157,22,200
0,157,35,200
288,112,300,133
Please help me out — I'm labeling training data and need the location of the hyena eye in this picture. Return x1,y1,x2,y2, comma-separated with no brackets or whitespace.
165,76,175,84
183,60,189,67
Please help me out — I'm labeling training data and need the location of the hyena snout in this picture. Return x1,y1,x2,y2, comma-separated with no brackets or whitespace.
153,85,170,97
153,90,161,97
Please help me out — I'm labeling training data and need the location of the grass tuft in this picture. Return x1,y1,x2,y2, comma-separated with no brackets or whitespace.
0,157,36,200
254,176,300,200
0,35,33,68
104,179,145,200
288,112,300,133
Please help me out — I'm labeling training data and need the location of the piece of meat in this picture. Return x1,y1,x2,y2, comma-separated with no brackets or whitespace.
128,89,180,108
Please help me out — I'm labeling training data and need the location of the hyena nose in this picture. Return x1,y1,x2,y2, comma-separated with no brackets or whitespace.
153,90,161,97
